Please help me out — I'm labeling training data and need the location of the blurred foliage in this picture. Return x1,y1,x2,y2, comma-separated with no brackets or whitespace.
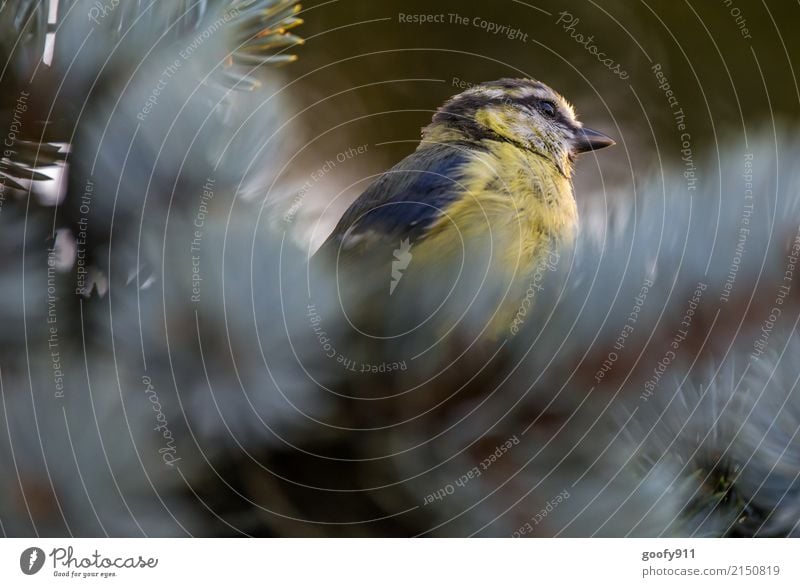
2,0,800,538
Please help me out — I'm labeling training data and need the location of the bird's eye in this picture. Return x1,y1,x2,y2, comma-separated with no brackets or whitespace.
539,101,557,118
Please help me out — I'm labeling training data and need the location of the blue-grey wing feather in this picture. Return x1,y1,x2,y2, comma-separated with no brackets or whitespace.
318,144,474,256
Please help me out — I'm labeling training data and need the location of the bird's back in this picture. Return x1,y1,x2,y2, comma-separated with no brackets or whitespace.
316,142,475,262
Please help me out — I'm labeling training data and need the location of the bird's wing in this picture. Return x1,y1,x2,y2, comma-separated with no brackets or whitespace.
318,143,474,258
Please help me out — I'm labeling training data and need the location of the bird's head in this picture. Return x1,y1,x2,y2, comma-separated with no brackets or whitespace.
422,78,614,177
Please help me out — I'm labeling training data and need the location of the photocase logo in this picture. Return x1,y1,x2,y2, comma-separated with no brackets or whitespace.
19,547,45,575
390,238,413,295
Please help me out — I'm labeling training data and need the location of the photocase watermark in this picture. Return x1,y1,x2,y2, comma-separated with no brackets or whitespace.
594,277,653,384
422,435,519,505
451,77,477,91
43,546,157,579
74,178,93,295
652,63,697,192
751,226,800,360
190,177,215,303
284,144,369,224
88,0,119,24
179,7,241,61
137,8,240,122
555,12,629,80
390,238,413,295
20,545,159,578
451,77,519,111
722,0,753,40
46,247,65,399
511,489,570,536
397,13,528,41
142,375,181,467
640,282,707,401
20,547,45,575
3,89,29,157
137,60,182,122
720,153,754,303
509,249,560,335
306,304,407,373
1,88,35,207
449,13,528,42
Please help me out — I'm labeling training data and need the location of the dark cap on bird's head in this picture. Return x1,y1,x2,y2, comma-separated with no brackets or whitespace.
422,78,614,176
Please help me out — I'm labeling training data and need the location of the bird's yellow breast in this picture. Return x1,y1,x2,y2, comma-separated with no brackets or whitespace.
419,141,577,281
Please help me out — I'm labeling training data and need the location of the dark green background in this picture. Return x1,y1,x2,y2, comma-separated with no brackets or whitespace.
277,0,798,235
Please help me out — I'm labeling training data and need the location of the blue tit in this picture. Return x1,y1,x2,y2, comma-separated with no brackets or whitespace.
316,78,614,319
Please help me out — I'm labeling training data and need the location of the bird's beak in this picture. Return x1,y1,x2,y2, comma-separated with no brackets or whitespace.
572,127,615,154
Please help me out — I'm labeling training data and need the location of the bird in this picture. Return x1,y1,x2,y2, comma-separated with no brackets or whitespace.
314,78,614,332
